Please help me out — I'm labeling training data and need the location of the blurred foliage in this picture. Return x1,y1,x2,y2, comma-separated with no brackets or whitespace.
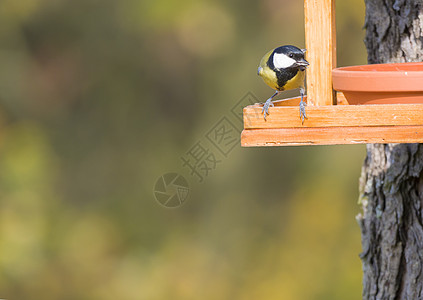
0,0,367,299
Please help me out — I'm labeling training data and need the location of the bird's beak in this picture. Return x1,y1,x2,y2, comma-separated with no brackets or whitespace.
295,58,309,71
295,58,309,67
257,66,263,75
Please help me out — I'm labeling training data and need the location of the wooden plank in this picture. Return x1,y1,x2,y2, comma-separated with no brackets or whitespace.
304,0,336,106
241,126,423,147
244,103,423,129
251,93,347,108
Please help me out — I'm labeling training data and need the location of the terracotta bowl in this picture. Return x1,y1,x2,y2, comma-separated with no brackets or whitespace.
332,62,423,104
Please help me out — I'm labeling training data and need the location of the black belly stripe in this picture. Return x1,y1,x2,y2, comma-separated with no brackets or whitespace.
275,68,299,91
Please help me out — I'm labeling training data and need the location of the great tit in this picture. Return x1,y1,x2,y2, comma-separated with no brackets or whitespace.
257,45,309,122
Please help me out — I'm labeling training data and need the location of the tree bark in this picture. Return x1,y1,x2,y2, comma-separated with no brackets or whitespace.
358,1,423,299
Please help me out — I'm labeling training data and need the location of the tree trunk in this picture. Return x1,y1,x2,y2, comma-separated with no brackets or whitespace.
358,1,423,299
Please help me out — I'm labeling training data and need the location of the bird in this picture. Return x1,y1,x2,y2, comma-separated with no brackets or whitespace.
257,45,309,122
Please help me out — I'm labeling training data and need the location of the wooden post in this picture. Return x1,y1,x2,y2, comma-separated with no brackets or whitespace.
304,0,337,106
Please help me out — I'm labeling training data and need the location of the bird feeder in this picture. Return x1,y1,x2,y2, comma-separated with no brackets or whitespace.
241,0,423,146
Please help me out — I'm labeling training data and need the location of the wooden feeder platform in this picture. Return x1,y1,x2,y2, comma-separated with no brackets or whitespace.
241,0,423,147
242,93,423,146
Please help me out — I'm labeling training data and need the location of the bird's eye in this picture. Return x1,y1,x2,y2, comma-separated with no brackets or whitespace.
289,53,294,58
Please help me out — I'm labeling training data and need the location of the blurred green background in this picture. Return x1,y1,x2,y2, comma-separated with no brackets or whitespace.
0,0,367,299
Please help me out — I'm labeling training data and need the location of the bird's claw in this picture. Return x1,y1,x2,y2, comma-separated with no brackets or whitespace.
299,100,307,124
262,99,274,120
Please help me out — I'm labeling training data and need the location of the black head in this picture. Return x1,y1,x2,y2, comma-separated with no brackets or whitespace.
269,45,309,71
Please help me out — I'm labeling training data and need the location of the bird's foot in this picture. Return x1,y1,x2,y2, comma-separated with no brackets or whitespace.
299,100,307,124
262,99,274,120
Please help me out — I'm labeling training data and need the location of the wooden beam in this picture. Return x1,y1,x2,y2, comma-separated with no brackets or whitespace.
242,95,423,146
241,126,423,147
252,93,348,108
244,103,423,129
304,0,336,106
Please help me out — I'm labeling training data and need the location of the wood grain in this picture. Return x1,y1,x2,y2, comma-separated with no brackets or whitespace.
304,0,336,106
244,102,423,129
241,126,423,146
250,93,348,108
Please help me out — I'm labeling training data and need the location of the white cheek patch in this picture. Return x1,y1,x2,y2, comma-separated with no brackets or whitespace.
273,53,296,69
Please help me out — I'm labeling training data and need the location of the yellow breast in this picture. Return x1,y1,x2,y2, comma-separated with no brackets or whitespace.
283,69,305,90
259,67,305,91
259,66,279,90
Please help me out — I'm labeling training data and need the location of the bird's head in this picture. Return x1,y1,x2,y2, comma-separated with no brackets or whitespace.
271,45,309,71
